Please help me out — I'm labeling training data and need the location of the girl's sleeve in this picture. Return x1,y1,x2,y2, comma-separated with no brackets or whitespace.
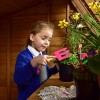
14,53,37,86
47,65,59,77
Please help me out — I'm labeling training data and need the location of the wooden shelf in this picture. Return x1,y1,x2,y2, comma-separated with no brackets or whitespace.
28,75,75,100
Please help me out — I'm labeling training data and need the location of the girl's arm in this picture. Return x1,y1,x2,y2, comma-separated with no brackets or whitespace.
14,54,38,86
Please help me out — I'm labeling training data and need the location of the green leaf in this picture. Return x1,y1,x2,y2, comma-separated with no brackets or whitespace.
88,54,100,74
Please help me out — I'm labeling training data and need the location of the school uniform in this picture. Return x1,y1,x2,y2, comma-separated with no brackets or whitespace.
14,45,58,100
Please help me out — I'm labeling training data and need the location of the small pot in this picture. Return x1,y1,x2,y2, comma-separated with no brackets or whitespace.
59,64,74,82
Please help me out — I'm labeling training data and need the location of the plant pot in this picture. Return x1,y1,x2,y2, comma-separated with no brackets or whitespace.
97,74,100,100
59,64,74,82
75,79,99,100
97,74,100,88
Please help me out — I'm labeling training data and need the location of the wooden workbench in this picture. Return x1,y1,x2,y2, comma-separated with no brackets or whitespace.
28,75,75,100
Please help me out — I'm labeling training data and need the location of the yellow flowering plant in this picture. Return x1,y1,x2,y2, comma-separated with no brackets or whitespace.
58,12,89,53
57,1,100,81
88,1,100,14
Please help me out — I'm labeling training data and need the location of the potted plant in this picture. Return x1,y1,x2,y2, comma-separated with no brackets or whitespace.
55,52,78,82
56,1,100,99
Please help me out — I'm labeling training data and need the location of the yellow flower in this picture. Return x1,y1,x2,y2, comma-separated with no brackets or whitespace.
96,6,100,14
88,2,100,14
72,13,80,21
88,2,99,9
58,19,69,28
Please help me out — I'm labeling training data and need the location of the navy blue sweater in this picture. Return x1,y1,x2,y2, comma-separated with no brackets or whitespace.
14,48,58,100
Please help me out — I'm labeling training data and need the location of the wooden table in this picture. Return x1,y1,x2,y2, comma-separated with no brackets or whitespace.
28,75,75,100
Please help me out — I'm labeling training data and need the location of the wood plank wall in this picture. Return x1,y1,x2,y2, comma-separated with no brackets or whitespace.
0,0,76,99
0,18,10,100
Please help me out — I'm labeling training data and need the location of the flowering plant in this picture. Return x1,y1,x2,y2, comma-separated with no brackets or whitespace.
57,1,100,81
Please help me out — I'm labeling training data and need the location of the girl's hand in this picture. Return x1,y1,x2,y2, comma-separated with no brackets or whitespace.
30,55,56,67
45,55,56,63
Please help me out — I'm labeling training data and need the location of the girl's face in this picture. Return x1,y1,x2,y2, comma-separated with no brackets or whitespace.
30,28,53,52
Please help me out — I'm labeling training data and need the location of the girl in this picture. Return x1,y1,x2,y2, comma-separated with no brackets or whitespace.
14,21,59,100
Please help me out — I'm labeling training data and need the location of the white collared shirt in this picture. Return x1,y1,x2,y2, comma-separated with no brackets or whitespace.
27,45,47,83
27,45,42,57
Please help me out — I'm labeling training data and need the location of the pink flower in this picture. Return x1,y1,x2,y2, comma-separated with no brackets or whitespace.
81,53,88,59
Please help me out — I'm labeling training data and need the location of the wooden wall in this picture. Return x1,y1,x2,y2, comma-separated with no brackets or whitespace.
0,0,76,99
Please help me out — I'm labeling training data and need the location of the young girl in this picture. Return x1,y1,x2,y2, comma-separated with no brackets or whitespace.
14,21,59,100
